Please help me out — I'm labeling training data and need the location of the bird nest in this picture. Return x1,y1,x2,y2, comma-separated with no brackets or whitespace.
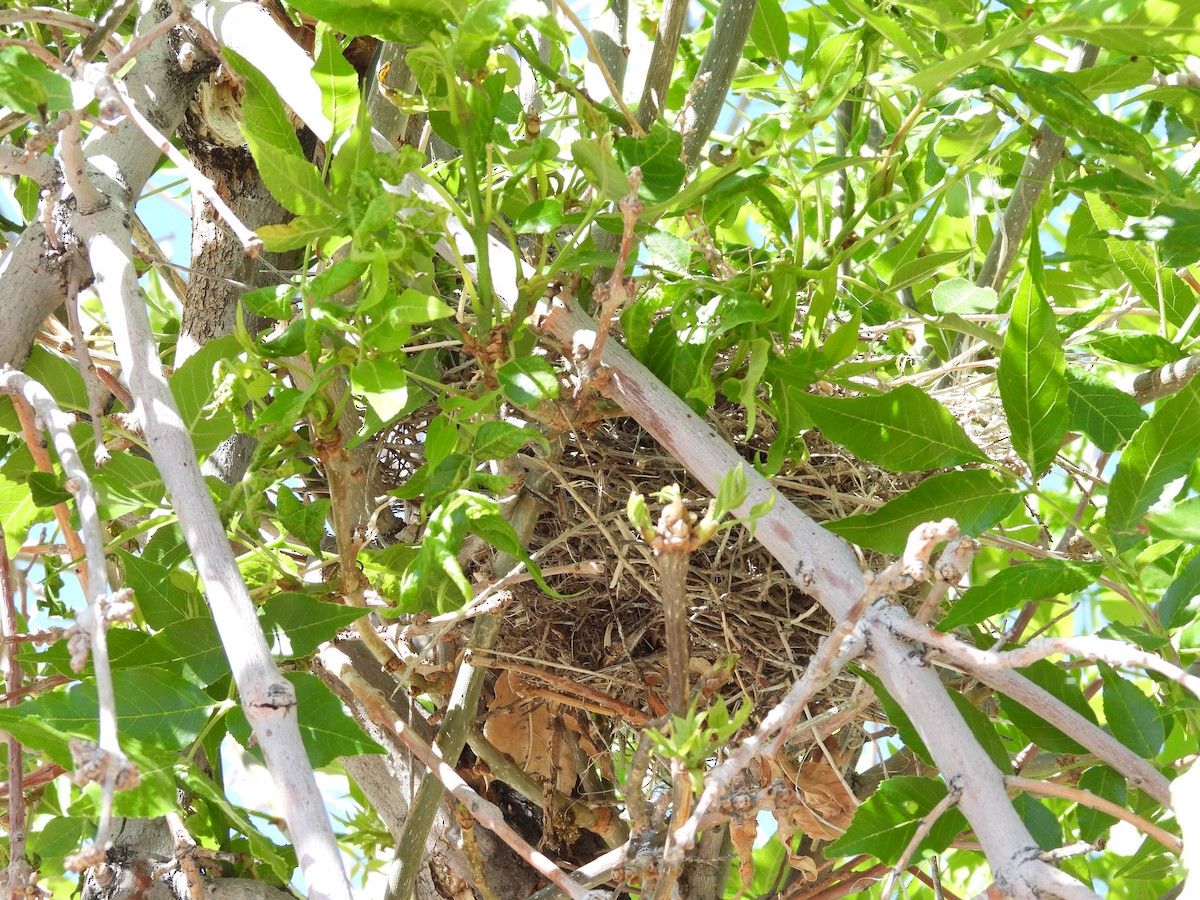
390,398,921,742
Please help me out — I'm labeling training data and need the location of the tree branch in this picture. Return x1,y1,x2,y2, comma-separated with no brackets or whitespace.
1132,352,1200,405
635,0,689,128
975,40,1099,292
680,0,759,168
1006,775,1181,854
84,210,351,900
882,610,1172,806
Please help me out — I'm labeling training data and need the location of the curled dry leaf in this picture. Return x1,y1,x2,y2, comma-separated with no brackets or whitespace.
484,670,578,794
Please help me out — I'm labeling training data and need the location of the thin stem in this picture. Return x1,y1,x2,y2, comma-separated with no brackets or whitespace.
553,0,642,136
1006,775,1181,854
321,647,593,900
0,530,28,890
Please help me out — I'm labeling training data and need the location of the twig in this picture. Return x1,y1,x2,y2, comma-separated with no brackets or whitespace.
883,785,961,898
75,0,139,64
8,387,89,586
928,631,1200,702
102,6,184,73
669,619,866,862
551,0,642,137
388,471,551,900
60,112,108,214
881,610,1172,806
1132,353,1200,405
975,40,1099,293
65,257,111,466
162,811,206,900
680,0,759,168
0,530,32,897
318,647,594,900
0,367,138,862
1005,775,1181,855
0,143,57,184
580,169,644,385
0,8,123,59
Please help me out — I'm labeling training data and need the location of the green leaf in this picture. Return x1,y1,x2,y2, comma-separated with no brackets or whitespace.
0,346,88,433
260,593,364,659
351,358,410,428
796,385,987,472
1157,552,1200,629
513,198,564,234
1107,379,1200,551
1100,663,1164,756
0,46,72,114
497,357,559,406
242,284,296,320
1083,334,1187,367
19,670,216,749
825,777,968,865
470,421,548,460
857,669,931,765
934,108,1003,164
244,133,337,216
643,320,709,416
224,50,308,159
1063,0,1200,60
313,26,360,139
92,452,167,517
386,289,454,325
151,618,229,686
643,229,691,275
172,335,238,462
903,19,1035,92
999,263,1068,477
288,672,382,766
1120,205,1200,268
275,485,331,555
931,278,998,315
258,215,343,252
1076,766,1126,842
0,473,42,552
889,249,970,292
748,0,790,59
1011,793,1063,851
1065,366,1147,453
998,659,1098,755
117,550,205,630
938,559,1104,631
572,138,631,202
1086,194,1193,328
957,67,1152,162
285,0,464,42
1143,496,1200,545
827,470,1020,554
950,692,1009,770
26,471,70,507
615,124,686,204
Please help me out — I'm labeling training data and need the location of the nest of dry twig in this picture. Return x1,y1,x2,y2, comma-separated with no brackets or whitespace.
382,392,921,743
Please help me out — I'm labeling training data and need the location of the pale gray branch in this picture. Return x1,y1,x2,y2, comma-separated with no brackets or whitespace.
1132,352,1200,405
0,143,57,184
84,207,351,900
883,609,1172,806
